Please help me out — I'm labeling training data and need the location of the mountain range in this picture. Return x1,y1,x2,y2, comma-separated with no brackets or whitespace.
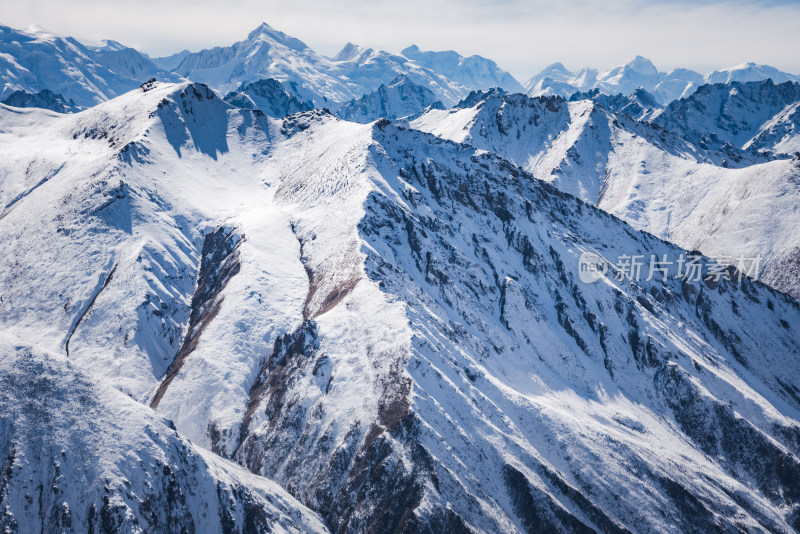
3,81,800,532
526,56,800,105
2,19,800,534
4,22,800,114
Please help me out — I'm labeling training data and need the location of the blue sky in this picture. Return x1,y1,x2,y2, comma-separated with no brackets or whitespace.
3,0,800,80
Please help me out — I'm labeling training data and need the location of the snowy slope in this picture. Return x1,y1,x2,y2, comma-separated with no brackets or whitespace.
0,334,328,533
2,81,800,532
598,151,800,299
336,75,442,123
0,25,179,108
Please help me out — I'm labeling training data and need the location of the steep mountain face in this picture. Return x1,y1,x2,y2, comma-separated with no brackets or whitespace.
400,44,524,93
2,81,800,533
410,91,800,299
568,87,661,121
525,57,800,105
0,25,179,108
2,88,80,113
0,335,329,533
223,78,314,118
652,79,800,156
336,75,442,123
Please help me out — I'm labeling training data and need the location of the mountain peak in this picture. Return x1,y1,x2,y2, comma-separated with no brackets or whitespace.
22,24,56,41
626,55,658,75
401,44,420,57
245,22,309,51
247,22,276,38
93,39,128,51
333,42,368,62
542,61,570,73
387,73,411,87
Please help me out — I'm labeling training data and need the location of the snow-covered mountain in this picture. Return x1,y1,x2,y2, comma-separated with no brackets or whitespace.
223,78,314,118
652,79,800,156
171,23,351,107
336,74,442,123
1,88,79,113
400,44,524,93
410,90,800,299
0,334,329,533
152,49,192,71
410,90,758,196
167,23,506,107
526,56,681,102
2,81,800,532
84,38,176,87
526,56,800,105
0,24,179,108
328,42,470,106
706,62,800,85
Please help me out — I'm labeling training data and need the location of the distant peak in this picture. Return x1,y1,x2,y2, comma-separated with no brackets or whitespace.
333,42,373,62
543,62,568,71
333,42,362,62
247,22,276,38
23,24,56,40
401,45,421,57
626,55,658,75
245,22,309,51
95,39,127,51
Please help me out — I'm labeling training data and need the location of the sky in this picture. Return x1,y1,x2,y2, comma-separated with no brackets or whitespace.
3,0,800,81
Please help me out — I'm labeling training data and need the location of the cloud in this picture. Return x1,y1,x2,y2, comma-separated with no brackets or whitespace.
2,0,799,80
